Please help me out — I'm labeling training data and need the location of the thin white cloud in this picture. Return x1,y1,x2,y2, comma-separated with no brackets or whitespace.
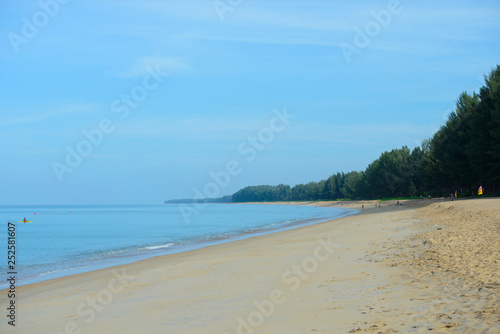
281,121,437,147
183,32,337,47
119,56,192,77
0,104,96,127
112,1,360,32
398,7,499,27
111,113,287,143
108,0,215,21
87,2,500,53
111,112,437,150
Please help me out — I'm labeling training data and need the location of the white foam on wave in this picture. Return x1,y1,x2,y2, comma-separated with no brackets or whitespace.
141,243,175,251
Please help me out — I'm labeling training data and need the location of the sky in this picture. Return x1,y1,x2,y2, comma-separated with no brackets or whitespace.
1,0,499,205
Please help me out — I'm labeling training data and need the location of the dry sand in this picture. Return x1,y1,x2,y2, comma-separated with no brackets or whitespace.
1,198,499,333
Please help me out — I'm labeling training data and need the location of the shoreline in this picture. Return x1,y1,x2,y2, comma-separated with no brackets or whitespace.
1,198,498,333
0,204,357,289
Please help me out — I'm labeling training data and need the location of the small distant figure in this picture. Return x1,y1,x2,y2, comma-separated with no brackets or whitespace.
420,195,423,201
396,200,400,206
362,205,364,209
23,217,27,223
400,201,403,206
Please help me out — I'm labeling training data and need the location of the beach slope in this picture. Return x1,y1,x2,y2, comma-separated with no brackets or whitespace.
1,199,499,333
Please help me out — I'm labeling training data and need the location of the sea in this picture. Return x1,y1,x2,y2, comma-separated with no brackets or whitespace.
0,204,357,288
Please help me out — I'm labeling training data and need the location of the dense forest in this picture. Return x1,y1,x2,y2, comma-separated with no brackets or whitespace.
232,66,500,202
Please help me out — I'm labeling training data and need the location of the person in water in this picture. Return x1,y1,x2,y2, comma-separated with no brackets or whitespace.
23,217,27,223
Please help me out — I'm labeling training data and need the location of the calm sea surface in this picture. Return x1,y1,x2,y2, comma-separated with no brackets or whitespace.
0,204,357,288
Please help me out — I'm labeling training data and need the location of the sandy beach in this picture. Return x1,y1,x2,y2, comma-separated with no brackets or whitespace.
1,198,499,333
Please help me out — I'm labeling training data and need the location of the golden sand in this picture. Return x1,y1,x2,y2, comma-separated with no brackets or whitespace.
1,198,498,333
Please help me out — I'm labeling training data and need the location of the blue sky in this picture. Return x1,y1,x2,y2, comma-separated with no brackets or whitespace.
1,0,499,205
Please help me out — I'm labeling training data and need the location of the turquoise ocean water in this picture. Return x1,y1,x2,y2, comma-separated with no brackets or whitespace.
0,204,356,288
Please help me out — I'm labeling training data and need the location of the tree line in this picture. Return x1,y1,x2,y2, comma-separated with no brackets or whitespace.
232,65,500,202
